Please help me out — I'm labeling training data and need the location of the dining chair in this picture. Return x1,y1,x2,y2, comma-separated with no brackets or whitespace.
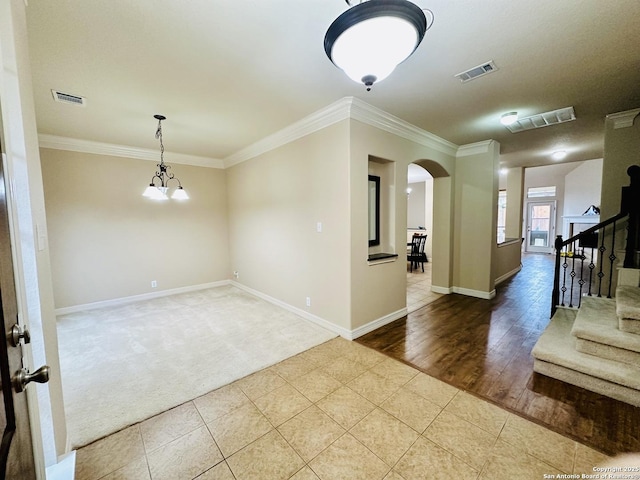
407,234,428,272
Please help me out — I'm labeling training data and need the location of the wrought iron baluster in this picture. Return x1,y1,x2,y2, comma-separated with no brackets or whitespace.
568,241,577,308
597,225,606,297
587,245,595,296
607,220,617,298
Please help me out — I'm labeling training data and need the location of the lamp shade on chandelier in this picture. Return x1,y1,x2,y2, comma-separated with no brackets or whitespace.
142,115,188,201
324,0,432,90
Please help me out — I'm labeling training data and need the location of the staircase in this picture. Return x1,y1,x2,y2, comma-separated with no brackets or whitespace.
533,164,640,406
532,269,640,406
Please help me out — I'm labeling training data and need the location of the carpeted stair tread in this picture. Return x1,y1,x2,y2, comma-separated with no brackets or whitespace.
532,309,640,392
570,296,640,366
617,286,640,334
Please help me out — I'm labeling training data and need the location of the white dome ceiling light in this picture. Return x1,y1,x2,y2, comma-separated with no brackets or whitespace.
324,0,433,91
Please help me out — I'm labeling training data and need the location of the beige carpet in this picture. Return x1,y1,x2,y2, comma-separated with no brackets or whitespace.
57,285,337,449
532,307,640,406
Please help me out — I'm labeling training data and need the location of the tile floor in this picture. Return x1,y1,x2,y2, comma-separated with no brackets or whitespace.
406,261,442,313
75,337,610,480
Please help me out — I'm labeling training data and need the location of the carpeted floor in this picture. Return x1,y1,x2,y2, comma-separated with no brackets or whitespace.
57,285,337,449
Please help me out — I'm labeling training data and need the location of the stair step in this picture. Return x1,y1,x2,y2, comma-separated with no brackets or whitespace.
532,308,640,407
617,285,640,334
571,296,640,366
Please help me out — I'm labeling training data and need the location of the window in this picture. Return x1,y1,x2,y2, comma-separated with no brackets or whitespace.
527,186,556,198
497,190,507,243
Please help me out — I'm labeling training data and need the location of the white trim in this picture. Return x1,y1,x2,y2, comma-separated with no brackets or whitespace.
223,97,459,167
348,98,458,156
230,281,352,339
495,265,522,286
350,308,408,340
38,98,461,170
54,281,229,315
452,286,496,299
45,451,76,480
223,98,351,167
456,140,495,157
431,285,453,295
38,134,225,169
606,108,640,129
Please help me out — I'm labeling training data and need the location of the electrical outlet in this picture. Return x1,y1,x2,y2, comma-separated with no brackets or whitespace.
233,271,239,279
306,297,311,307
151,280,157,288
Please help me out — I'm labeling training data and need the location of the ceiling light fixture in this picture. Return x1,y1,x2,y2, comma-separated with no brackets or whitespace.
324,0,433,91
500,112,518,126
551,150,567,161
143,115,189,201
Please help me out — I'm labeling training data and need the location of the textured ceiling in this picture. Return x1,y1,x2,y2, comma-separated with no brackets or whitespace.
25,0,640,169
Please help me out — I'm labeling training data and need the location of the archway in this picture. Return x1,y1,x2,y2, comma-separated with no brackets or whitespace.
405,159,452,311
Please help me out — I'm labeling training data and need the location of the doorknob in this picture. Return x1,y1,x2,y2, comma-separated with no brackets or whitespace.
9,323,31,347
13,365,50,393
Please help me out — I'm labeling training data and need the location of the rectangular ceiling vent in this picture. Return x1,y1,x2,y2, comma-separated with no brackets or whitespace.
51,90,86,106
507,106,576,133
454,61,498,83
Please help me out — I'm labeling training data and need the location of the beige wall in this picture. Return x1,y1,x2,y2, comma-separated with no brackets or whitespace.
40,149,229,308
453,141,500,296
226,121,352,331
350,119,455,331
601,109,640,292
505,167,524,240
602,111,640,219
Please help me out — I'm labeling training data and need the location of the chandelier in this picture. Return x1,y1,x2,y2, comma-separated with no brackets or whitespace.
324,0,433,91
142,115,188,200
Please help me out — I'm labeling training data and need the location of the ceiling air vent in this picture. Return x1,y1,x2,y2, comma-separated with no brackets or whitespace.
506,106,576,133
454,61,498,83
51,90,86,106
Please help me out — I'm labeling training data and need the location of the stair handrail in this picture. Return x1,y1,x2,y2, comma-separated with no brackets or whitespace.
550,165,640,318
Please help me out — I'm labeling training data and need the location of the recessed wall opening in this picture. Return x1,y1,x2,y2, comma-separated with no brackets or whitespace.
368,156,396,258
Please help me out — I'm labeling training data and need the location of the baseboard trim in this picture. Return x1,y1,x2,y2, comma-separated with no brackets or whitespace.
495,265,522,286
452,286,496,300
431,285,453,295
55,281,230,315
350,308,408,340
230,281,351,339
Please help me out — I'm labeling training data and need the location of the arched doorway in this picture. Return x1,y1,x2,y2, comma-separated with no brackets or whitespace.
406,160,452,311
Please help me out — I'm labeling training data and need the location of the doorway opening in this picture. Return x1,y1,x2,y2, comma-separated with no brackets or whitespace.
406,163,442,312
525,201,556,254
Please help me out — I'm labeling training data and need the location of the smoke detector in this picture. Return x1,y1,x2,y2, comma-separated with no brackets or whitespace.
51,90,86,106
454,61,498,83
505,106,576,133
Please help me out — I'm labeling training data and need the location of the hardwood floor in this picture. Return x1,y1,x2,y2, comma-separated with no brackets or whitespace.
357,253,640,456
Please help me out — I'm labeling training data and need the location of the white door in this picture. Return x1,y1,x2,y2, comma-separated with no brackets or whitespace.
526,201,556,254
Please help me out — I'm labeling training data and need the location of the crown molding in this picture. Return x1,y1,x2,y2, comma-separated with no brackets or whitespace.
456,139,496,157
606,108,640,129
38,134,224,169
223,98,352,168
40,97,463,170
347,98,458,156
224,97,459,167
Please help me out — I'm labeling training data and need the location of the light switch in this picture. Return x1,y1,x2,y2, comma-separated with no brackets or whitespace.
316,222,322,233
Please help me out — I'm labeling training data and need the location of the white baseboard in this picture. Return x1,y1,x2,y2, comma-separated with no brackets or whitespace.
431,285,453,295
495,265,522,286
230,281,352,339
55,281,230,315
452,286,496,300
350,308,408,340
231,281,407,341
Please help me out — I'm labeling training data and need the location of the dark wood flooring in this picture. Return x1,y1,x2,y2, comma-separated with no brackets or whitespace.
357,253,640,455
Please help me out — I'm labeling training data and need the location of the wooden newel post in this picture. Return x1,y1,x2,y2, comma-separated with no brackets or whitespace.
622,165,640,268
551,234,564,317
